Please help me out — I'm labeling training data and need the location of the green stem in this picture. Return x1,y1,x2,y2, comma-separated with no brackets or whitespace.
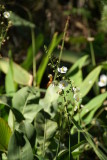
77,104,80,160
54,17,69,81
64,96,71,160
56,133,61,160
89,41,99,95
89,41,96,67
43,118,46,157
31,27,36,86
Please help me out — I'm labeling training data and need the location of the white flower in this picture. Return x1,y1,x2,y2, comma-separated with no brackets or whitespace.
73,93,82,103
58,66,68,73
3,11,10,18
98,74,107,87
73,87,80,93
58,80,68,90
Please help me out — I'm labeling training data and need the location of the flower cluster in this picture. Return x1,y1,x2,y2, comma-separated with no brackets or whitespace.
57,66,68,90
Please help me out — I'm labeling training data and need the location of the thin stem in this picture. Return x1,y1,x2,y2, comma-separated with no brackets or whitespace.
89,41,96,67
77,104,80,160
64,96,71,160
43,117,46,157
56,133,61,160
89,41,99,95
31,27,36,86
54,17,69,81
56,111,63,160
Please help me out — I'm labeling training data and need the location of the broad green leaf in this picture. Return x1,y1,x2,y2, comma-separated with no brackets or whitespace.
34,111,57,145
82,108,98,125
9,12,35,28
80,66,102,97
69,69,83,86
12,87,43,122
19,120,36,146
5,58,16,94
36,33,62,86
0,117,12,152
0,58,33,86
74,92,107,123
67,55,89,76
22,33,44,70
8,130,33,160
34,111,57,157
39,85,59,118
0,99,25,123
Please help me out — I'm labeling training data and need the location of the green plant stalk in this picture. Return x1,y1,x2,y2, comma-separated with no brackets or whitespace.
64,96,71,160
31,27,36,86
89,41,99,95
77,104,80,160
89,41,96,67
54,17,69,81
43,118,46,157
56,132,61,160
56,111,63,160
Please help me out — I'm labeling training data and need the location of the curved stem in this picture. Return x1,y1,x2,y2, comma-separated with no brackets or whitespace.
54,17,69,81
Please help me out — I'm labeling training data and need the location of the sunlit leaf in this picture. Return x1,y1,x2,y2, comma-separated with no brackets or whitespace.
74,92,107,124
0,117,12,152
0,58,33,86
80,66,102,97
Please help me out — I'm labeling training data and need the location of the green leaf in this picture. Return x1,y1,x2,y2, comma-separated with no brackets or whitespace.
56,140,86,160
36,33,62,86
0,99,25,123
5,58,16,94
22,33,44,70
80,66,102,97
69,69,83,86
54,50,87,63
101,61,107,70
39,85,59,118
19,120,36,146
74,92,107,124
71,118,107,160
67,55,89,76
8,110,15,132
12,87,43,122
0,58,33,86
0,117,12,152
9,12,35,28
8,130,33,160
34,111,57,143
34,111,57,157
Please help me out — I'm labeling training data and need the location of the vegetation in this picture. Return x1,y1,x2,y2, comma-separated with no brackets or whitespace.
0,1,107,160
